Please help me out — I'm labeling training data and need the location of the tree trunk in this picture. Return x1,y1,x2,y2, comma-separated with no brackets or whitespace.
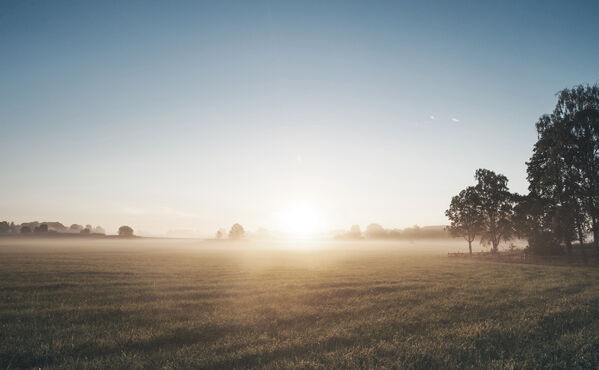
468,240,472,256
492,240,499,254
578,224,584,246
566,240,573,256
593,217,599,255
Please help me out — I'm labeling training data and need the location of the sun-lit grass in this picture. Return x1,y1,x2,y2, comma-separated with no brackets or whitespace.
1,239,599,368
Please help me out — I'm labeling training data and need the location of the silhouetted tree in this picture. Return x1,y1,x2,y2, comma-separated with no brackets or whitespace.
20,226,31,234
118,225,134,237
80,228,91,234
349,225,362,239
0,221,8,233
45,222,66,232
526,85,599,253
216,228,226,239
93,226,105,235
229,223,245,239
474,169,514,253
513,193,564,255
445,186,482,255
69,224,83,232
21,222,40,230
365,223,386,239
527,113,579,254
34,224,49,233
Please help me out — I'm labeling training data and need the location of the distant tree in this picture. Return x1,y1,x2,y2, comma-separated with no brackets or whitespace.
349,225,362,239
401,225,422,240
93,226,105,235
45,222,67,232
216,228,226,239
80,228,91,234
69,224,83,232
118,225,134,237
387,228,402,238
365,223,386,239
20,226,31,234
229,223,245,239
0,221,8,233
474,169,515,253
34,224,49,233
22,222,40,230
445,186,482,255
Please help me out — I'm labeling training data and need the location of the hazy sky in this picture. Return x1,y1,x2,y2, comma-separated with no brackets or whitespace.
1,1,598,235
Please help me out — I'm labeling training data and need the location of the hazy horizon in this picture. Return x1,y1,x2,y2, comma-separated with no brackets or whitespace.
2,1,598,235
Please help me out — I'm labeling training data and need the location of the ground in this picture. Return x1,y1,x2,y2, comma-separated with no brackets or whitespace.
1,238,598,369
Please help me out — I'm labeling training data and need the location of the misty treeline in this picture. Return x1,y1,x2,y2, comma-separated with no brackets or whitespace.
0,221,136,238
335,224,448,240
447,84,599,256
215,223,245,240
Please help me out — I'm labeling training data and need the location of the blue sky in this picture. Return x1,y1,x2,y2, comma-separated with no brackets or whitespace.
1,1,598,235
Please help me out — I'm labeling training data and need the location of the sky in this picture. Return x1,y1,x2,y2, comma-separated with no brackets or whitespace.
1,1,598,236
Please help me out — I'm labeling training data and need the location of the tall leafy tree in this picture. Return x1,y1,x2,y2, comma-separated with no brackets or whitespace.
527,84,599,253
474,169,514,253
527,114,579,253
556,85,599,252
445,186,482,255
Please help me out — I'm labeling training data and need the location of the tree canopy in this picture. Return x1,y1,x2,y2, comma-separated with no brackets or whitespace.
229,223,245,240
118,226,134,237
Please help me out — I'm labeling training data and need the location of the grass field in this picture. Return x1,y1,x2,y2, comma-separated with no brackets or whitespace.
1,239,599,369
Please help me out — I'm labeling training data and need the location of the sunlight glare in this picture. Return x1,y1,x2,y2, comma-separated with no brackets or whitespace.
276,202,323,238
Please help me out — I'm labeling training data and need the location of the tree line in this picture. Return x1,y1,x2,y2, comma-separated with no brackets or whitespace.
0,221,135,237
335,224,448,240
446,84,599,256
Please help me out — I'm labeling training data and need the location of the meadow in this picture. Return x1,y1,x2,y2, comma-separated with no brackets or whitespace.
1,238,598,369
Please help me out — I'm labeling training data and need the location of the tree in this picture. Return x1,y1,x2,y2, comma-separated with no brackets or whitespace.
474,169,514,253
80,228,91,234
513,193,564,255
527,113,579,253
365,223,386,239
445,186,482,255
216,228,226,239
69,224,83,232
228,223,245,239
0,221,9,233
552,85,599,252
20,226,31,234
34,224,49,233
118,225,134,237
526,85,599,253
45,222,66,232
93,226,105,235
349,225,362,239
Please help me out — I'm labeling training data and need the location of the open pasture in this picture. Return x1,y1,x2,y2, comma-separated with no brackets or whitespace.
1,239,598,369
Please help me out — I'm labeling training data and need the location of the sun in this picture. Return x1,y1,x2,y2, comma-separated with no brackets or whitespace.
276,202,323,237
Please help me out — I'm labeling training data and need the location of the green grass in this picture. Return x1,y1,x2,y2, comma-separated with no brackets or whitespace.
1,239,599,369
